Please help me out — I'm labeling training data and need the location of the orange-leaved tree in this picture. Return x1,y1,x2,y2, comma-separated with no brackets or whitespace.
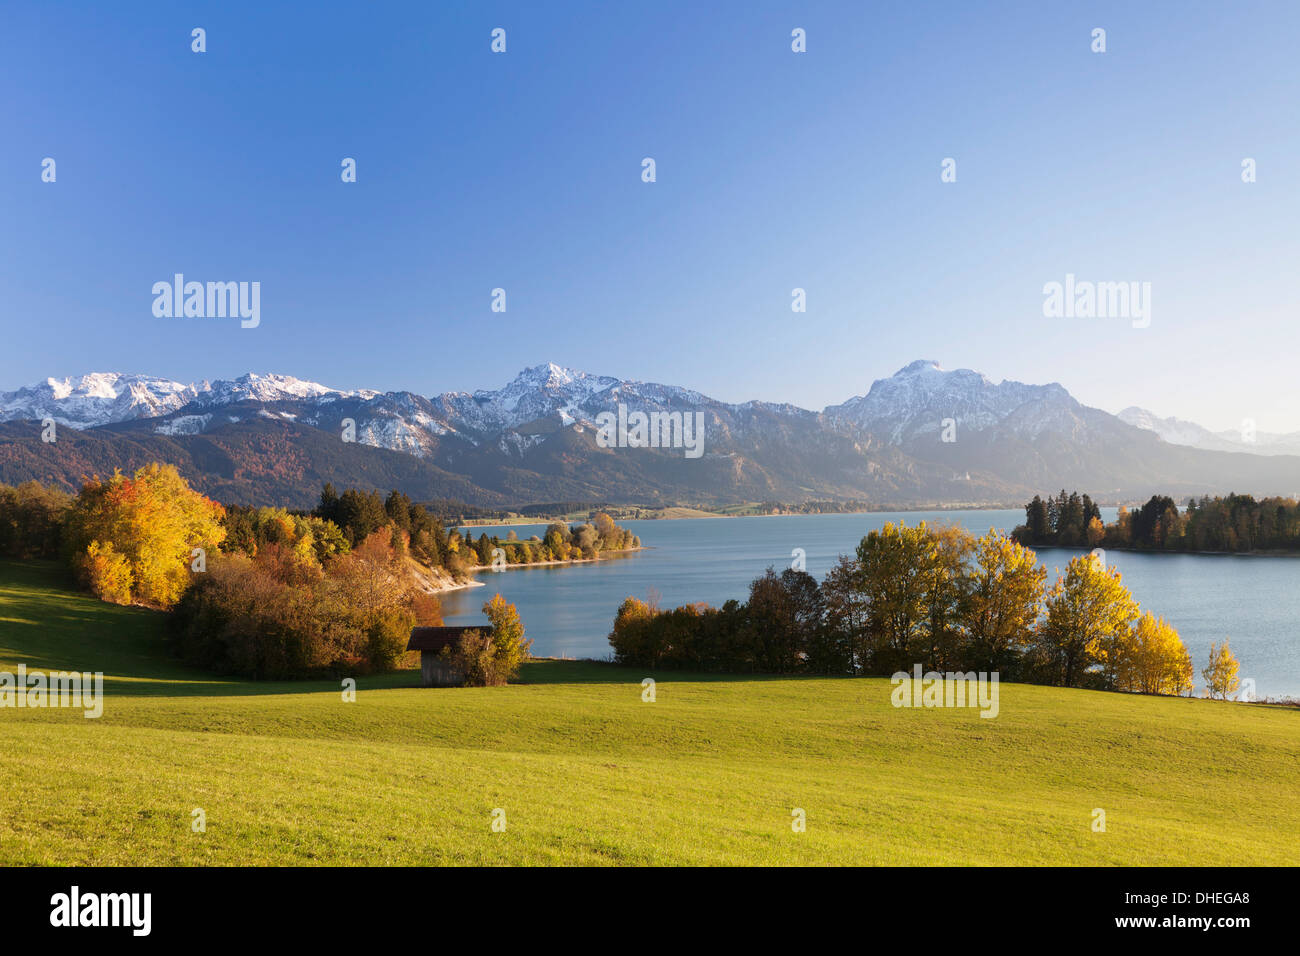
64,463,226,607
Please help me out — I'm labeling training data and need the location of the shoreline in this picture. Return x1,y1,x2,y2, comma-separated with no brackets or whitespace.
1027,543,1300,559
455,506,1027,528
426,547,648,594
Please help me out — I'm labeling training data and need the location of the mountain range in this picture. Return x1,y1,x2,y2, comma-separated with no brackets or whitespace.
4,361,1300,510
1115,406,1300,457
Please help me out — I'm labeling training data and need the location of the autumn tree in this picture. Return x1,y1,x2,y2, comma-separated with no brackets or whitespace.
918,523,973,671
329,528,416,670
592,511,618,547
608,596,658,666
1115,612,1193,696
820,555,871,673
0,481,73,558
172,524,440,679
856,521,940,672
455,593,531,685
82,540,133,605
222,506,349,570
744,567,825,673
64,463,226,608
571,523,598,558
1108,505,1133,548
1037,554,1139,687
965,530,1046,672
1202,639,1242,700
543,522,569,561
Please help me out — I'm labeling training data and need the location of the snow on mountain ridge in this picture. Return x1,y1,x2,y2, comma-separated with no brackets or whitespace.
825,361,1073,444
1117,407,1220,448
194,372,365,406
1119,406,1300,456
0,373,203,427
8,362,1279,465
0,371,376,428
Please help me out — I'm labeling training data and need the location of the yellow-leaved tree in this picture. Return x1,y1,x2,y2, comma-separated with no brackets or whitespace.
1202,639,1242,700
1039,554,1139,687
854,520,943,672
1115,611,1193,696
452,594,531,686
965,530,1047,671
65,463,226,607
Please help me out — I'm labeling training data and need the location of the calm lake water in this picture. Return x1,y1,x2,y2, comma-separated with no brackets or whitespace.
441,510,1300,699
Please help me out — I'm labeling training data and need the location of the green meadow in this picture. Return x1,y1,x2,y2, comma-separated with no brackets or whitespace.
1,558,1296,866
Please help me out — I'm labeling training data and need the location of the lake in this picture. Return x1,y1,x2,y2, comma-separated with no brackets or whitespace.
441,510,1300,699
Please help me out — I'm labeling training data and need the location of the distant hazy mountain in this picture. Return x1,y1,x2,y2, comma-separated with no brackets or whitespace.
824,359,1073,443
1118,406,1300,457
5,361,1300,509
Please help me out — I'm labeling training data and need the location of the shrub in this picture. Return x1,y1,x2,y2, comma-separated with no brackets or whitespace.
170,530,435,680
451,596,530,686
450,629,498,685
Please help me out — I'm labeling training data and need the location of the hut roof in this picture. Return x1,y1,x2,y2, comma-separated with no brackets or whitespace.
406,625,483,652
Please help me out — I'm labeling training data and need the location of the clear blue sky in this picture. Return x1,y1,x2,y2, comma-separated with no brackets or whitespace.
2,1,1298,431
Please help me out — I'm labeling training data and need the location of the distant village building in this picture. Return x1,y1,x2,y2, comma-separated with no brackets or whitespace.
407,625,483,687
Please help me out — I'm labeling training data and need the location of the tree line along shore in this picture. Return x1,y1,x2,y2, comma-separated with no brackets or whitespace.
0,469,1268,700
609,520,1250,702
0,466,636,683
1012,489,1300,554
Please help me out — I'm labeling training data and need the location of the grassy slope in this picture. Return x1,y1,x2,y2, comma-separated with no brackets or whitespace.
1,559,1296,866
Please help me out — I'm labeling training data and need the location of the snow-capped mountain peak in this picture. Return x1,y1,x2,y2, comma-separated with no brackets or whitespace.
896,358,946,376
487,364,620,401
195,372,352,406
8,362,1300,512
824,360,1072,443
0,372,202,427
0,371,381,428
512,362,586,390
1117,407,1217,447
6,363,1294,468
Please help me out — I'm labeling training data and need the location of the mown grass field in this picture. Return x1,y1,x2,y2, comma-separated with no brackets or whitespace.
1,558,1297,866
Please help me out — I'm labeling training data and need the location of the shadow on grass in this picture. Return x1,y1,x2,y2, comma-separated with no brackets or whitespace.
0,559,394,698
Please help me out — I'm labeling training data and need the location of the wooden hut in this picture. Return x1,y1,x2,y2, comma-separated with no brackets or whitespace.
406,625,483,687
